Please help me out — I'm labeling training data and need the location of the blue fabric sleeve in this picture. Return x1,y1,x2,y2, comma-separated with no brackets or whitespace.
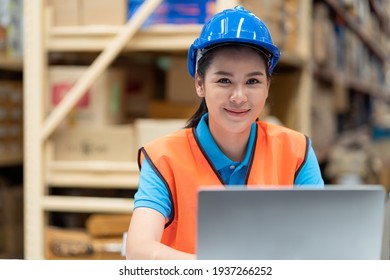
133,156,172,219
294,138,324,187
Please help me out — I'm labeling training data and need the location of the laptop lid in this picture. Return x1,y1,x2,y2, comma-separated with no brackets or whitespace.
196,185,387,260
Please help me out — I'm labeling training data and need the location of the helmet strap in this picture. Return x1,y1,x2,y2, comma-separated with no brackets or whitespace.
195,49,204,75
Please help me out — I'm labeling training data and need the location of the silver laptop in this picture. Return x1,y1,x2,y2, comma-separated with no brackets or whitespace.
196,185,388,260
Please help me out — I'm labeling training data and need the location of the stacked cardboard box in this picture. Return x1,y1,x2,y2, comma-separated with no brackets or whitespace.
124,61,156,119
0,81,23,161
240,0,300,52
45,213,131,260
47,66,127,128
128,0,216,27
47,65,135,161
47,62,158,162
50,0,216,27
149,100,199,119
165,56,198,104
0,183,23,258
312,1,387,88
49,0,128,26
51,124,135,162
372,139,390,193
133,118,187,148
312,3,337,69
310,81,337,154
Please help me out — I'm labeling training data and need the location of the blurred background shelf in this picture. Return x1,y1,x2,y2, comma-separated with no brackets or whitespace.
314,67,390,102
0,155,23,167
48,24,202,52
46,161,139,188
21,0,390,260
42,195,133,213
324,0,387,60
0,55,23,71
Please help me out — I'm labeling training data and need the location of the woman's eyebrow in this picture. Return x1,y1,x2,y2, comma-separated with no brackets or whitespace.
213,71,265,77
213,70,233,76
246,71,265,77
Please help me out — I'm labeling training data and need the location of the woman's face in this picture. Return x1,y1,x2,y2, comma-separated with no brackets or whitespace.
195,45,270,137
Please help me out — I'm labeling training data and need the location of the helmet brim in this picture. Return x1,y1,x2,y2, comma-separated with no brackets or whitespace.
188,39,280,77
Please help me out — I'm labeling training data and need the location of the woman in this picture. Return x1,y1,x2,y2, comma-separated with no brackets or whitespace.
126,6,324,260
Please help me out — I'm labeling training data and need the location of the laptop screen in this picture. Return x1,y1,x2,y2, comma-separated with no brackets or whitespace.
196,185,387,260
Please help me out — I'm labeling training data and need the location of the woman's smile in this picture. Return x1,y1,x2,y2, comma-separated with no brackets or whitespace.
224,107,251,118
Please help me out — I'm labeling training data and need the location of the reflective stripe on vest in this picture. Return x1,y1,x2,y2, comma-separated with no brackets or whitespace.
138,122,308,254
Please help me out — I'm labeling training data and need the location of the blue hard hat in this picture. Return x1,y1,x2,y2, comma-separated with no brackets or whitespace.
188,5,281,77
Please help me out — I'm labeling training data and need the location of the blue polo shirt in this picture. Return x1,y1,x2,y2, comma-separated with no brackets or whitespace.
134,114,324,219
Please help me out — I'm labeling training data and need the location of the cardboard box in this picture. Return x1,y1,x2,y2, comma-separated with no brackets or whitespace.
48,66,126,128
310,81,337,153
240,0,284,19
128,0,216,27
0,224,23,259
49,0,80,27
81,0,127,26
0,184,23,258
149,100,199,119
86,214,132,238
49,0,128,26
240,0,298,49
45,226,124,260
0,184,23,226
372,139,390,193
165,57,198,104
51,125,136,162
0,82,23,153
134,118,187,148
379,162,390,194
0,26,6,54
0,81,23,107
165,0,216,24
124,62,156,119
267,71,300,129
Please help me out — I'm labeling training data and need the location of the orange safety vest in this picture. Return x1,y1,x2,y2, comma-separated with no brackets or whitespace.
138,121,308,254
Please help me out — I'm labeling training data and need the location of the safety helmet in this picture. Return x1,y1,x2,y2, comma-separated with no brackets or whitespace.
188,5,281,77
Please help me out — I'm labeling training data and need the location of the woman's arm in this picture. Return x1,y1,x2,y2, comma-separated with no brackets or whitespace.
294,138,324,186
126,207,196,260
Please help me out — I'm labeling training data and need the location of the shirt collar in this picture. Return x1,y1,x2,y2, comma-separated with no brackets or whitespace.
195,113,257,171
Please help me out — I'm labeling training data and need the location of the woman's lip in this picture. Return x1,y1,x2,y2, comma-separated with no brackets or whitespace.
225,108,250,114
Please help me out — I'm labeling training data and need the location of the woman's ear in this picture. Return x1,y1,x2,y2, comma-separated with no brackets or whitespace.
195,73,205,98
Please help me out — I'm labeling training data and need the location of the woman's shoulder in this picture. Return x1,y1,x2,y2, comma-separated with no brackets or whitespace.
257,121,305,138
256,121,309,157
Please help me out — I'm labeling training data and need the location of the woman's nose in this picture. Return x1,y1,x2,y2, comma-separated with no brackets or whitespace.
230,86,248,104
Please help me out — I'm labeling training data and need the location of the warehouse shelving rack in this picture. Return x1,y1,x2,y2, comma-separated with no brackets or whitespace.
0,53,23,166
24,0,313,259
313,0,390,163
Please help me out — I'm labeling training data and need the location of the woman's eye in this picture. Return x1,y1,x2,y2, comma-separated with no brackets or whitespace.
218,78,231,84
247,79,260,84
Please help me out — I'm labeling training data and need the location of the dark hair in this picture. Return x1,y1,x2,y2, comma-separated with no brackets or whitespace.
184,48,215,128
185,45,272,128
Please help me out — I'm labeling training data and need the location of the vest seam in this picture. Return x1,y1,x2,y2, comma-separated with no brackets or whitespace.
139,147,175,229
191,127,225,185
137,148,143,171
294,135,309,181
244,123,258,184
